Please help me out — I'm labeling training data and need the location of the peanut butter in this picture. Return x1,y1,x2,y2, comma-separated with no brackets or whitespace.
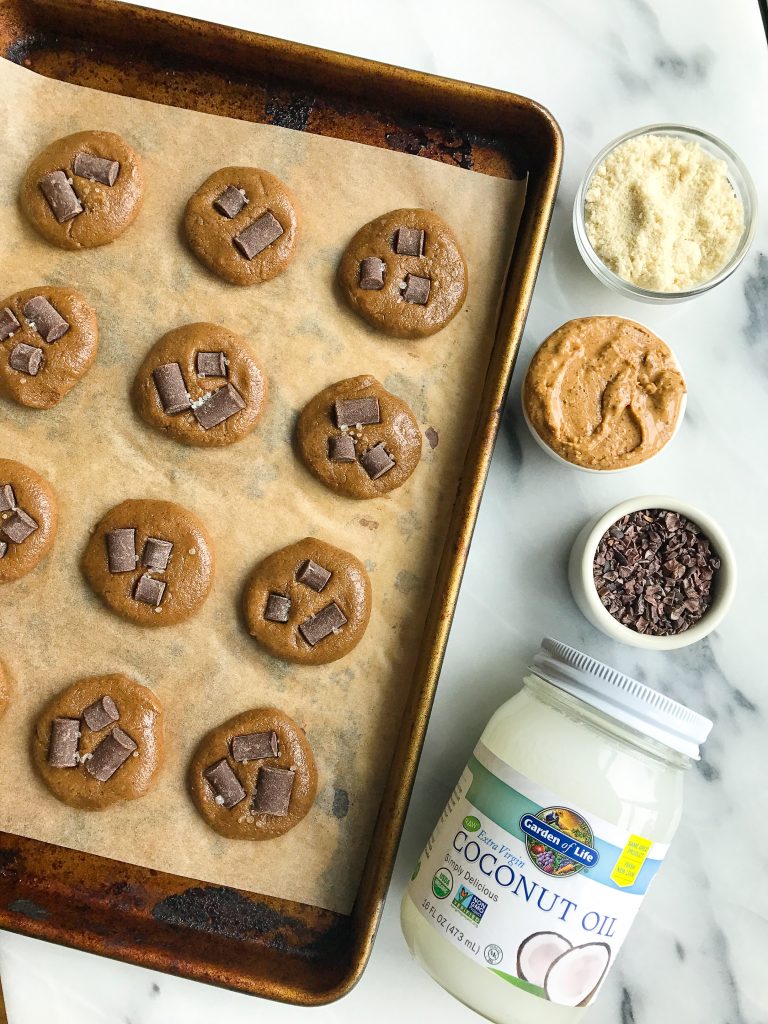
523,316,686,470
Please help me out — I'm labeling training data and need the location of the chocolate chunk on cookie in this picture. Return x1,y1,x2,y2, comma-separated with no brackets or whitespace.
0,286,99,409
20,131,144,250
243,537,372,665
296,375,422,499
0,459,58,585
338,208,467,338
132,322,267,448
81,498,215,627
190,707,317,840
31,674,163,811
184,167,299,286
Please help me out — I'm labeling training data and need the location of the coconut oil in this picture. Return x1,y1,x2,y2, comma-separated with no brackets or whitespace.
401,638,712,1023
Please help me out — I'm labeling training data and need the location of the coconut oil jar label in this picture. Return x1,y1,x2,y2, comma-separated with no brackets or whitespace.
407,742,669,1007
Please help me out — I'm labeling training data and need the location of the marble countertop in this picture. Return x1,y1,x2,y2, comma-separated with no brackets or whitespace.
2,0,767,1021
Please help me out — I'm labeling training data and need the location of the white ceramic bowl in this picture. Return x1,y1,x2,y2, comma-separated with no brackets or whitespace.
569,495,737,651
521,319,687,474
573,124,758,303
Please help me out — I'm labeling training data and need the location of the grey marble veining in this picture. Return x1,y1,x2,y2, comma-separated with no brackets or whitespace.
1,0,767,1021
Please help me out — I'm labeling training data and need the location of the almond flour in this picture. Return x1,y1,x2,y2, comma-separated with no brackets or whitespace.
584,133,744,292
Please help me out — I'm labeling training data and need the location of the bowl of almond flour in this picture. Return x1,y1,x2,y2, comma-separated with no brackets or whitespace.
573,124,757,302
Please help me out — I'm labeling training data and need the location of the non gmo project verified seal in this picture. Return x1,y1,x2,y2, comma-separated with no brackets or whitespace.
452,885,488,924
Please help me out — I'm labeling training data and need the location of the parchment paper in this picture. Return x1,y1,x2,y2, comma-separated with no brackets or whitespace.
0,57,525,914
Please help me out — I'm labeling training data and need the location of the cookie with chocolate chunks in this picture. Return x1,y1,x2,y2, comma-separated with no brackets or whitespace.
0,286,99,409
0,458,58,585
132,322,267,448
184,167,299,286
31,673,163,811
81,499,214,627
338,208,467,338
243,537,372,665
296,375,422,499
20,130,144,250
189,707,317,840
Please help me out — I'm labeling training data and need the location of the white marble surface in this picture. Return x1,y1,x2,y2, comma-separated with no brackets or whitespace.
2,0,768,1021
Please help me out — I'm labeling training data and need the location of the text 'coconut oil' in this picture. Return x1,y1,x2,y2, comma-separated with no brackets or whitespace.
401,638,712,1023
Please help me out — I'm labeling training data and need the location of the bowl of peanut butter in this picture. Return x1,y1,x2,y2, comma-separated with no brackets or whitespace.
522,316,686,472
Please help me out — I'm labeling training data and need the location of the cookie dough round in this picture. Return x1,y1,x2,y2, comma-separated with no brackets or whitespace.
32,673,164,811
0,659,11,720
131,322,268,447
20,130,144,250
0,286,99,409
184,167,299,286
81,499,215,627
190,707,317,840
0,459,58,585
338,208,468,338
244,537,372,665
296,375,422,499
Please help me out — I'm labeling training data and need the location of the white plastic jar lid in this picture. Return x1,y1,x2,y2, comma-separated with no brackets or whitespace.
531,637,713,760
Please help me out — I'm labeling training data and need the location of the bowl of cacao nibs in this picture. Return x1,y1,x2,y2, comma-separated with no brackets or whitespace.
568,495,737,650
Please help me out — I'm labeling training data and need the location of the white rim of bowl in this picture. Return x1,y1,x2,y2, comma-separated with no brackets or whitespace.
520,316,688,474
574,123,758,301
575,495,737,650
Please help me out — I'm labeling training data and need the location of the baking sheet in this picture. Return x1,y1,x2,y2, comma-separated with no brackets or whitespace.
0,57,525,915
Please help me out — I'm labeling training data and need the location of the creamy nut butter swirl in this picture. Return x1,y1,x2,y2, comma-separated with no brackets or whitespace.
523,316,686,470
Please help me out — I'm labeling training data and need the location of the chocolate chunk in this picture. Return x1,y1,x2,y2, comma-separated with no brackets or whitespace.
359,257,385,290
192,383,245,429
38,170,83,223
0,541,6,559
334,397,381,428
233,210,284,259
264,592,291,623
0,484,15,512
48,718,80,768
153,362,190,415
299,602,348,646
403,273,431,305
134,574,166,607
204,758,245,808
72,151,120,186
8,342,43,376
252,765,295,816
425,427,439,449
328,434,356,463
106,528,137,573
394,226,425,256
86,727,137,782
0,307,20,341
213,185,247,218
296,558,331,592
23,296,70,343
142,537,173,571
82,695,120,732
196,351,228,378
360,442,395,480
2,509,38,544
231,730,280,762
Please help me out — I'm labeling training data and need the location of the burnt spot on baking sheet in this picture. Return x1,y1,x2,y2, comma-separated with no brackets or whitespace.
152,886,349,959
266,91,314,132
7,898,49,919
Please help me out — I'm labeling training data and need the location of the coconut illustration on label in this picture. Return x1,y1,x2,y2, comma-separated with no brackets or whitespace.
544,941,611,1006
516,931,572,987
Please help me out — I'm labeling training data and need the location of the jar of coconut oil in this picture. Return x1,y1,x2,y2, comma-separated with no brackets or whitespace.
401,638,712,1022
